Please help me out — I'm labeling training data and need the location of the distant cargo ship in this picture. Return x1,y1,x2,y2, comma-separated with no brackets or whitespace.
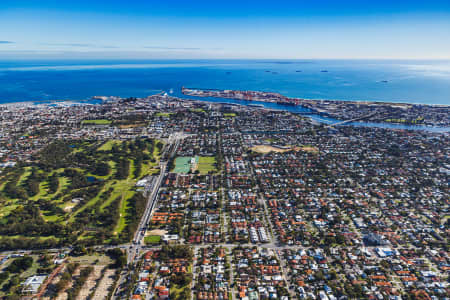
321,70,329,73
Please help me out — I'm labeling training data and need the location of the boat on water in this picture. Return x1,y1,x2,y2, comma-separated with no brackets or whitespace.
321,70,328,73
248,104,265,108
296,70,302,72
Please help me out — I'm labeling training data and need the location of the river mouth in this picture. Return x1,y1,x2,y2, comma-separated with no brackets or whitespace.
175,91,449,133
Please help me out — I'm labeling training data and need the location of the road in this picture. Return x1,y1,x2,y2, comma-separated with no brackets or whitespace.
112,132,183,299
326,112,378,127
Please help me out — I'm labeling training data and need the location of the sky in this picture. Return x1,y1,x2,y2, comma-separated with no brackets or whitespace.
1,0,450,60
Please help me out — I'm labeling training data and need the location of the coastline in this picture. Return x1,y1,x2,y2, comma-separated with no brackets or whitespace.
0,91,448,132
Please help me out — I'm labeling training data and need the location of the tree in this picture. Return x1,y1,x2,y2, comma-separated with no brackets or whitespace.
93,162,110,176
6,256,33,273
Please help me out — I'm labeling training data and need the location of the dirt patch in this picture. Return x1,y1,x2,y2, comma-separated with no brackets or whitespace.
64,204,76,212
251,145,291,153
251,145,319,154
146,229,167,236
118,123,146,129
55,267,80,300
297,146,319,153
91,269,117,300
76,265,104,300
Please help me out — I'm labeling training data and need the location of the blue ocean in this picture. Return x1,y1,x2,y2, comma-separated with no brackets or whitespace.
0,59,449,105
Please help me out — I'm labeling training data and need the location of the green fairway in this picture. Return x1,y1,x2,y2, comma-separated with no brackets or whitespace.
82,119,112,125
98,140,121,151
114,189,136,234
0,138,161,248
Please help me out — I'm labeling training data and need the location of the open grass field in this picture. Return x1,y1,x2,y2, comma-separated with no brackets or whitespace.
155,112,174,117
81,119,112,125
172,157,193,174
98,140,121,151
144,235,161,244
197,156,217,174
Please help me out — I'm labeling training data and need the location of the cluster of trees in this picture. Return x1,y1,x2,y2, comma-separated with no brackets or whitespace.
1,274,21,297
115,158,130,180
133,155,143,178
0,203,71,238
48,173,59,194
0,271,9,286
159,245,193,262
5,256,33,273
24,168,46,197
118,193,146,243
62,168,88,190
106,248,127,268
92,161,110,176
2,168,27,200
170,273,192,286
0,236,63,251
66,266,94,300
54,263,79,294
38,141,72,170
0,256,33,298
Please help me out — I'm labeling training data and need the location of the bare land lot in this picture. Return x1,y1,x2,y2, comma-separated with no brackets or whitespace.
251,145,319,154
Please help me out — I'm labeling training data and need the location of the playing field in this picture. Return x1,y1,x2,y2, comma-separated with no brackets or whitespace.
144,235,161,244
173,157,193,173
82,119,112,125
197,156,217,174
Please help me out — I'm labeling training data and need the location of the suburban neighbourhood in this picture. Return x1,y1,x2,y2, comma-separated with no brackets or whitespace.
0,93,448,300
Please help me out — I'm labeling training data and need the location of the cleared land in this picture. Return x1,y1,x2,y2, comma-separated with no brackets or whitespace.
91,268,116,300
251,145,319,154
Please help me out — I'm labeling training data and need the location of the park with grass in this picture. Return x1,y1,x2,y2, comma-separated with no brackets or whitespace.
144,235,161,245
0,138,163,250
171,156,217,175
81,119,112,125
